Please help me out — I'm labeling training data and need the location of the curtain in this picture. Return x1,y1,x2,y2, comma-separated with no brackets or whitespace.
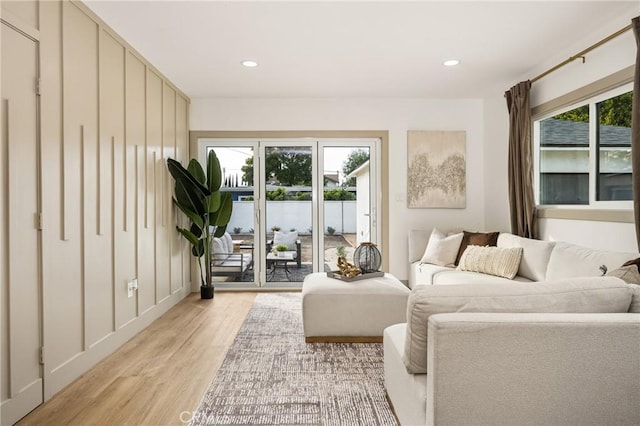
505,81,537,239
632,16,640,250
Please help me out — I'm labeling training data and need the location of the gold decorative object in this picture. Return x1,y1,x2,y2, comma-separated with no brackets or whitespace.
336,256,362,278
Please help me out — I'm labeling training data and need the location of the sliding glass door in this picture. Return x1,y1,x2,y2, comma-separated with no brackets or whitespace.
196,137,379,289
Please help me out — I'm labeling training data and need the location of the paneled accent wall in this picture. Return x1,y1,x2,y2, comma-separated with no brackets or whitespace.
38,0,191,400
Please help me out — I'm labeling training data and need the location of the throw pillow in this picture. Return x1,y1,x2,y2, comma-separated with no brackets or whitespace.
606,264,640,285
455,230,499,265
273,231,298,250
457,245,523,279
419,228,463,267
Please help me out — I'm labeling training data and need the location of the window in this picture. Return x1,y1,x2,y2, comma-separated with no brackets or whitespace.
534,85,632,207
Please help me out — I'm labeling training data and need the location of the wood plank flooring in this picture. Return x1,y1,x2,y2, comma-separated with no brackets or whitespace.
17,292,257,426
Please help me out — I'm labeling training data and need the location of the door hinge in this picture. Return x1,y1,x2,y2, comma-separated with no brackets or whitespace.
39,347,44,365
36,212,43,230
35,78,41,96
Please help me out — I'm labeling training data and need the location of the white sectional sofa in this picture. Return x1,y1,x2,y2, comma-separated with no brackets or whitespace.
409,230,638,288
385,276,640,426
385,230,640,425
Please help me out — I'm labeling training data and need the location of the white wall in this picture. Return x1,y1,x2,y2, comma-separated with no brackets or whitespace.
191,98,484,280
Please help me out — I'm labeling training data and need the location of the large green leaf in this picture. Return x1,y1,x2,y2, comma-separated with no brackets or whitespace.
192,240,205,257
187,159,207,186
176,226,200,246
207,191,221,213
213,224,227,238
167,158,210,196
190,222,202,238
211,192,233,227
173,197,203,230
207,150,222,193
175,179,206,217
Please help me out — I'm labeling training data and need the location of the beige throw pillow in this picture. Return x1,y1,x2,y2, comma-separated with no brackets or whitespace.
457,245,523,279
420,228,463,267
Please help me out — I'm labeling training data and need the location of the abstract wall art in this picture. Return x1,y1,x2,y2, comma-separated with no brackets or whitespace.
407,130,466,208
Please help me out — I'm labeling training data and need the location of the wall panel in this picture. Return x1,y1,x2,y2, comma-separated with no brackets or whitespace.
58,0,96,364
163,84,182,294
37,0,191,404
176,95,190,289
148,71,170,302
127,52,155,316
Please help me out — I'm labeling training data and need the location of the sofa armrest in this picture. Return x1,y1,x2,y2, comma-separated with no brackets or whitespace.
426,313,640,426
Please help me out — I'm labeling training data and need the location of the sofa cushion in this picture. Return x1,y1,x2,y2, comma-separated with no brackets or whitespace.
211,237,228,265
457,245,523,279
627,284,640,313
455,231,499,265
420,229,463,267
545,242,637,281
403,277,632,374
432,270,532,285
497,233,556,281
273,231,298,250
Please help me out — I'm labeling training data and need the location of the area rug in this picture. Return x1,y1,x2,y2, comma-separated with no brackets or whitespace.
190,293,398,425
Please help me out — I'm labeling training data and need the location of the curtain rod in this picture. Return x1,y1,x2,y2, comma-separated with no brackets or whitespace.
530,21,634,84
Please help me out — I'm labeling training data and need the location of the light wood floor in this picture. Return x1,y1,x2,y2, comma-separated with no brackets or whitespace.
18,292,257,426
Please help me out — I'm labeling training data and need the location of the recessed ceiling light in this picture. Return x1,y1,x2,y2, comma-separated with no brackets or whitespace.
241,60,258,68
443,59,460,67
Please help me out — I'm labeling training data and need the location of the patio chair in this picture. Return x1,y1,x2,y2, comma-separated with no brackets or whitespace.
267,230,302,268
211,232,253,280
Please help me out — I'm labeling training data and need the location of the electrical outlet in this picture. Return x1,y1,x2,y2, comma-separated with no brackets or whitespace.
127,280,136,298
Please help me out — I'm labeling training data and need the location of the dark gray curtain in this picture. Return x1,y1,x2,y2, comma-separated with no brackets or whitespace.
505,81,537,239
632,16,640,250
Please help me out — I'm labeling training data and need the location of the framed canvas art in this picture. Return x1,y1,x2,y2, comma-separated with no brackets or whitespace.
407,130,466,208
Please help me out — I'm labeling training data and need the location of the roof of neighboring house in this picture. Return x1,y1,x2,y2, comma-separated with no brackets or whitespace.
541,118,630,147
324,173,340,184
347,160,370,178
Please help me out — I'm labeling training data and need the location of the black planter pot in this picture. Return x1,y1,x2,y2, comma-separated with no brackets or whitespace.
200,285,214,299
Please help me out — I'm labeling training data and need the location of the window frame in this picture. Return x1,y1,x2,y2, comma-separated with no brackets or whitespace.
533,82,633,210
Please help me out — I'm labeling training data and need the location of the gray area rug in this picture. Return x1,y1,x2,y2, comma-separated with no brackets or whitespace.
191,293,398,425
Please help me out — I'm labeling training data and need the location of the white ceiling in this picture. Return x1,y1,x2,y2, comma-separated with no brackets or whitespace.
83,1,639,99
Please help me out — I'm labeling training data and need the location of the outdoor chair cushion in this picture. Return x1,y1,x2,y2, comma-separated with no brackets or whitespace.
274,231,299,250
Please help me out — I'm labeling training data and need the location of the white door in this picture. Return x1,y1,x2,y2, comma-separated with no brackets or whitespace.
1,21,44,425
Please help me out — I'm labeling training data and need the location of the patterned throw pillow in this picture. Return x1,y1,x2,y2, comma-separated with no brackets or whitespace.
457,245,523,279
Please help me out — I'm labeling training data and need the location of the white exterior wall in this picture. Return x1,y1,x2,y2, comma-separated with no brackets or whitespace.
227,201,357,235
355,171,370,244
191,98,485,280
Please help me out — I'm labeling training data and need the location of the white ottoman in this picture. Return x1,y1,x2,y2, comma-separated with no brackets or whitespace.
302,272,410,343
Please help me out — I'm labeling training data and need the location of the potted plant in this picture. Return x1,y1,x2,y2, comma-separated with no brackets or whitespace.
167,150,232,299
273,244,288,256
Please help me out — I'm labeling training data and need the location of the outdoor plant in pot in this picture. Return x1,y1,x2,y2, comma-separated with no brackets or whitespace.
167,150,232,299
273,244,288,256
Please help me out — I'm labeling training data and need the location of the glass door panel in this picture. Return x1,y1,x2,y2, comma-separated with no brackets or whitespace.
205,144,258,287
262,144,314,286
321,145,372,272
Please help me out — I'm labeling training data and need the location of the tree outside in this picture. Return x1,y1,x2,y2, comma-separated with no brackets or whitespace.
341,149,370,187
